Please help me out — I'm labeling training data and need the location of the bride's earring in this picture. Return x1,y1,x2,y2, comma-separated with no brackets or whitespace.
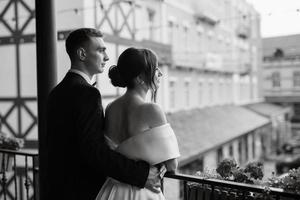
137,77,145,85
139,80,145,85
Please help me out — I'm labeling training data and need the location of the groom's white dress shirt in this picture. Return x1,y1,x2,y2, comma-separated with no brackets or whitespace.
69,69,94,85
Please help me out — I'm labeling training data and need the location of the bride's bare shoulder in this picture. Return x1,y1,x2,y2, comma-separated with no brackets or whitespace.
137,103,167,128
105,97,123,113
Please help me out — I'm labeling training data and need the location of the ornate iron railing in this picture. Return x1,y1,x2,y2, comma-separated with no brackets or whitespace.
1,148,300,200
0,148,38,200
164,172,300,200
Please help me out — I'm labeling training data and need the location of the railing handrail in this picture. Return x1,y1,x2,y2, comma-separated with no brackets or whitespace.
0,147,39,200
165,172,300,198
0,148,38,157
1,149,300,199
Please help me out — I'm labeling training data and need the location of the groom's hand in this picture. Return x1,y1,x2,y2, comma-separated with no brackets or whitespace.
145,166,164,193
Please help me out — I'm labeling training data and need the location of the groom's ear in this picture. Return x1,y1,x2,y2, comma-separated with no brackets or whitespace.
77,47,86,61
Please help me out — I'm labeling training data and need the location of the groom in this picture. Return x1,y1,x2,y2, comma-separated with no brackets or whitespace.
45,28,164,200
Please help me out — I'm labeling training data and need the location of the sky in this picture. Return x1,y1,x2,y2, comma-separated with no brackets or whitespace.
246,0,300,38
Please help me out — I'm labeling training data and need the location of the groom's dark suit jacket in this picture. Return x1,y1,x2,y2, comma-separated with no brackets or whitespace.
45,72,149,200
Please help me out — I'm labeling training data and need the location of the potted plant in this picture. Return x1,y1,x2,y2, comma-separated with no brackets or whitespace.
268,167,300,194
0,132,24,172
189,159,265,200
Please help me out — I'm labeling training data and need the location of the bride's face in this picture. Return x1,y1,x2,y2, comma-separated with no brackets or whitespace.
154,65,163,88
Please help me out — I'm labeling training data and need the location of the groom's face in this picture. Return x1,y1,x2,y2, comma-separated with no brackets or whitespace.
85,37,109,75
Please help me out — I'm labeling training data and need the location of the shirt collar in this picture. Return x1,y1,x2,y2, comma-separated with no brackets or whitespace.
69,69,94,85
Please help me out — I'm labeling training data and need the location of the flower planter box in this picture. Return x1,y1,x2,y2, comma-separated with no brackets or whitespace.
186,184,297,200
187,184,264,200
0,153,14,172
187,184,226,200
165,172,300,200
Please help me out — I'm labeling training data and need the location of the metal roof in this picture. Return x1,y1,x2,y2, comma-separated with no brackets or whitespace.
166,106,270,165
245,102,292,118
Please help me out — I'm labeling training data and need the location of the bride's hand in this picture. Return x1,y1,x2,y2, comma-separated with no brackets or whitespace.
145,165,166,193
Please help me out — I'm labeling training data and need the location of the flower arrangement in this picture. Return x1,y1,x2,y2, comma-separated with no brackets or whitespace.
197,158,264,184
267,168,300,194
216,158,237,178
195,158,300,195
0,132,24,150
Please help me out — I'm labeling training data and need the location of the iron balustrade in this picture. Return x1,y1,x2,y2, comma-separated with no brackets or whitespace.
1,148,300,200
0,148,38,200
164,172,300,200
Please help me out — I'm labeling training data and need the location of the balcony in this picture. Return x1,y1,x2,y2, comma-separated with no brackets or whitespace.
194,12,219,26
164,172,300,200
1,148,300,200
0,148,38,200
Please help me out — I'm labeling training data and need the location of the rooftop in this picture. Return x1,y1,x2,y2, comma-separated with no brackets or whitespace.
245,102,292,118
263,34,300,58
167,105,270,166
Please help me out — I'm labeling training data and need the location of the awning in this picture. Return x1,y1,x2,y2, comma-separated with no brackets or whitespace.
166,106,270,166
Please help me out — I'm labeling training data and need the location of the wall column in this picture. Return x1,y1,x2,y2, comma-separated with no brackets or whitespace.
35,0,57,198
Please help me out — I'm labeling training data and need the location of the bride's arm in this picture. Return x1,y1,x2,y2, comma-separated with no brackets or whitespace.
164,158,178,172
141,103,179,172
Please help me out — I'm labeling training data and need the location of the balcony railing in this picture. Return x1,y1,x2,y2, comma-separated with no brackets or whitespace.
164,172,300,200
1,148,300,200
0,148,38,200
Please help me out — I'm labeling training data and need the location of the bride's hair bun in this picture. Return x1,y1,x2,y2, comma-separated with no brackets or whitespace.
108,65,127,88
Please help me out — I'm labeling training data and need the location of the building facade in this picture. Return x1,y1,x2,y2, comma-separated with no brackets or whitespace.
147,0,263,112
262,34,300,131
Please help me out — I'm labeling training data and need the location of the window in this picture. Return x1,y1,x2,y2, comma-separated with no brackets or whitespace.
226,81,231,103
293,71,300,87
209,82,213,104
214,81,219,104
208,30,214,39
167,21,173,44
197,25,204,35
271,72,280,88
169,81,176,109
261,135,266,155
184,81,190,107
244,135,248,161
229,144,234,157
252,133,256,158
183,23,189,51
219,82,224,104
147,9,155,40
238,140,242,164
167,16,175,44
217,147,223,164
198,82,203,106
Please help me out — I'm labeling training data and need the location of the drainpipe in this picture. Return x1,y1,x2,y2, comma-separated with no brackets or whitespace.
35,0,57,199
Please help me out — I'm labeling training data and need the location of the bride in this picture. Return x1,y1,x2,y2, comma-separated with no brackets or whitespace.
95,47,180,200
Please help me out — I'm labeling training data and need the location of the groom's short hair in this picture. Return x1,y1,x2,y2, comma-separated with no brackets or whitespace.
65,28,103,61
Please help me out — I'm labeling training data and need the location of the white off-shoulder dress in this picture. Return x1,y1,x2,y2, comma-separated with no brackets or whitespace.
95,123,180,200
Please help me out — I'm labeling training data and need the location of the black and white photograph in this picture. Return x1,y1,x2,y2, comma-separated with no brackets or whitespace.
0,0,300,199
